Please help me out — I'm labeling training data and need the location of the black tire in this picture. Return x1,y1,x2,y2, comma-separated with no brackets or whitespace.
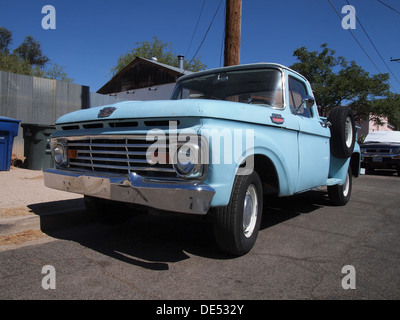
328,166,352,206
84,196,130,224
213,171,263,256
328,106,356,159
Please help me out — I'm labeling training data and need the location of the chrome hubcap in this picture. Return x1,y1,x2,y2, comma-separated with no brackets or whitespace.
343,171,350,197
345,116,353,148
243,184,258,238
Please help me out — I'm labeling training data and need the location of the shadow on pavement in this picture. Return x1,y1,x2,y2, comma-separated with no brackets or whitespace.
28,189,329,271
47,212,218,271
363,169,398,177
28,198,89,232
261,189,329,229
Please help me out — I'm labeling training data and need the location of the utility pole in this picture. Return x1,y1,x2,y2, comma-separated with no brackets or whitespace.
224,0,242,66
390,57,400,63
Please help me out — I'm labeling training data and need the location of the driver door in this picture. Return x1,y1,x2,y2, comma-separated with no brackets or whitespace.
287,75,330,192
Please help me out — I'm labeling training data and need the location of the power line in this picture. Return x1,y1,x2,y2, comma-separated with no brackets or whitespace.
185,0,206,59
327,0,382,74
345,0,400,87
186,0,223,72
220,2,226,67
376,0,400,16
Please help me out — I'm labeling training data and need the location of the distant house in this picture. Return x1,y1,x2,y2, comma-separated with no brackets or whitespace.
97,56,192,101
356,117,396,138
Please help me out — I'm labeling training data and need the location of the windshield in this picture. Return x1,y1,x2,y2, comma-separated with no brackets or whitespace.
171,68,284,109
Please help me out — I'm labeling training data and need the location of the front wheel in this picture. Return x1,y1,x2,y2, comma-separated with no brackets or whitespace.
213,171,263,256
328,166,352,206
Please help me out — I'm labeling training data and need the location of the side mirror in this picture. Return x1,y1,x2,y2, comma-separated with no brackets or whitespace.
300,95,315,109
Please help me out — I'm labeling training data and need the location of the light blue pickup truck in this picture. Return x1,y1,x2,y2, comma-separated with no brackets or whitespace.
44,63,360,255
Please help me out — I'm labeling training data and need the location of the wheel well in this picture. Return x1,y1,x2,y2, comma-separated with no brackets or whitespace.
350,152,360,178
246,154,279,195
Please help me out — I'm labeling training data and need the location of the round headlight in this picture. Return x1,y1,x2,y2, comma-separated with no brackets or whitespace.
54,143,66,165
174,145,200,177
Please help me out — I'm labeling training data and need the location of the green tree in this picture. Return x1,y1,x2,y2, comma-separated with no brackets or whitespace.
0,27,72,82
44,63,73,82
0,27,31,74
112,36,206,75
13,35,49,67
0,27,13,54
366,92,400,129
0,52,33,75
290,43,397,123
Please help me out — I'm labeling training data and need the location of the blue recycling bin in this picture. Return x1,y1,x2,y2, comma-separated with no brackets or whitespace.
0,116,21,171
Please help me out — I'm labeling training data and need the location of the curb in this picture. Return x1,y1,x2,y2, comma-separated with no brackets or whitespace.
0,200,92,237
0,215,41,237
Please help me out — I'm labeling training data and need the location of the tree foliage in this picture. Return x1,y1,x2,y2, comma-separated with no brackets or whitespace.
0,27,72,82
33,63,74,82
290,43,399,127
0,27,12,54
0,52,33,75
367,92,400,127
112,36,206,75
13,35,49,67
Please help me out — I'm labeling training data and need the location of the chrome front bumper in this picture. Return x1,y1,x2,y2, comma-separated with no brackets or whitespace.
43,169,215,215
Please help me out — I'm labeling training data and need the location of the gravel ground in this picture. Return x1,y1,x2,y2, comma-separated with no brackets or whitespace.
0,167,82,217
0,167,83,248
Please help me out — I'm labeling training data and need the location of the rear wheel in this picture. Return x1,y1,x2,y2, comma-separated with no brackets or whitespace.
213,171,263,256
328,166,352,206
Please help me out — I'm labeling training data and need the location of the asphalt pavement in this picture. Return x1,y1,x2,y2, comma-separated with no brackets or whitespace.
0,168,399,300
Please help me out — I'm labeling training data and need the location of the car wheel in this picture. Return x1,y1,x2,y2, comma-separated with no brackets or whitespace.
328,106,356,158
213,171,263,256
328,166,352,206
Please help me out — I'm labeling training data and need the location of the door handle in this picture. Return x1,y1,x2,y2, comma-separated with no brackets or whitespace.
320,120,331,128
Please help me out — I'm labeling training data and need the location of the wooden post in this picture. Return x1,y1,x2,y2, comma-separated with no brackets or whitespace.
224,0,242,66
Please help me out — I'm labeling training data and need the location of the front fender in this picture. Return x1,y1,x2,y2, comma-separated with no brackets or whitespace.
202,120,299,207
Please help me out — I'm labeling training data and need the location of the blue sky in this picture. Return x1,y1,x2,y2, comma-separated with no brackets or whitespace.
1,0,400,93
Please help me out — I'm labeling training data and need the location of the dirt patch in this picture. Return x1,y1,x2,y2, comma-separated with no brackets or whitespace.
21,175,44,180
0,167,82,209
0,230,46,246
0,206,34,218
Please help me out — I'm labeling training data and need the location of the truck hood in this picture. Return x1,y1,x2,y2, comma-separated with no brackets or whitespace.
363,131,400,144
55,99,293,128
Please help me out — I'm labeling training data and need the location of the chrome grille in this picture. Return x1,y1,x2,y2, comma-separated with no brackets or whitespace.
66,136,176,176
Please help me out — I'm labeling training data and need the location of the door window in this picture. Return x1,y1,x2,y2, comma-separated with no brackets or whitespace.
288,76,312,118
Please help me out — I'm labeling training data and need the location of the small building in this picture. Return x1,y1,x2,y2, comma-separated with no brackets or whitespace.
97,56,192,101
356,117,396,139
